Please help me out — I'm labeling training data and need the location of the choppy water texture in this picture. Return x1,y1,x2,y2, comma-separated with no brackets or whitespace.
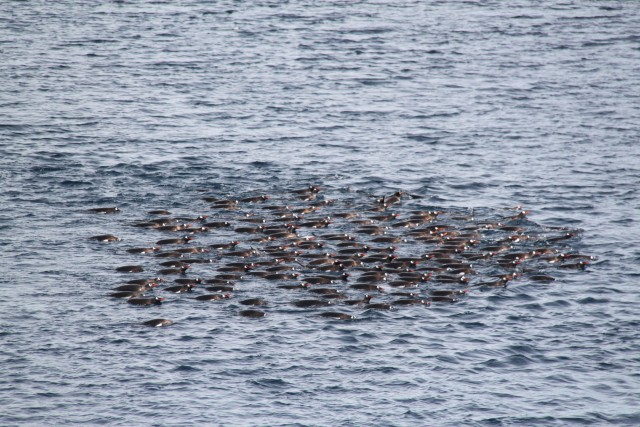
1,1,640,426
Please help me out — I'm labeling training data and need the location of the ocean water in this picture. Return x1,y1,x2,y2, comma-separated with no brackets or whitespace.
1,1,640,426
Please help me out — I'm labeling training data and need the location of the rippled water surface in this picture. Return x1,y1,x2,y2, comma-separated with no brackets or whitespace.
1,1,640,426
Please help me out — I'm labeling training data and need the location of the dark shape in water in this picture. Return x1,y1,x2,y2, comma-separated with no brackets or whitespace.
156,236,195,245
291,185,321,195
344,295,373,305
195,294,232,301
88,207,120,214
164,284,196,293
558,261,589,270
127,277,163,285
210,240,239,250
240,309,266,318
365,303,393,310
159,260,188,267
158,265,190,275
278,283,310,290
116,265,144,273
377,191,404,208
210,200,238,209
430,290,467,297
181,258,213,264
205,221,232,229
393,298,430,306
90,234,120,242
528,274,556,282
174,277,203,285
389,291,420,297
241,195,270,203
303,275,341,285
147,210,172,215
156,223,190,232
350,284,385,292
319,312,354,320
142,318,173,327
240,298,267,306
215,273,243,281
154,251,184,258
175,215,209,223
264,272,300,281
109,290,143,299
206,278,236,285
128,296,164,306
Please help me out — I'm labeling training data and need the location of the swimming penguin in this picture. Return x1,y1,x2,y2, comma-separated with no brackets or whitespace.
277,284,310,290
174,277,204,285
90,234,120,242
204,221,233,229
109,290,143,299
558,261,589,270
430,290,467,297
127,296,164,306
159,260,188,268
393,298,430,306
158,265,190,275
239,309,266,318
126,278,163,285
318,312,355,320
164,284,197,293
350,284,385,292
364,303,394,310
116,265,144,273
240,195,270,203
291,185,321,195
156,236,195,245
154,251,184,258
142,318,173,327
291,299,333,308
195,294,232,301
147,210,172,215
88,207,120,214
527,274,556,282
344,295,373,306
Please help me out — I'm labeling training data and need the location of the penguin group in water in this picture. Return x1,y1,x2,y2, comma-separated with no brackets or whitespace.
88,185,595,327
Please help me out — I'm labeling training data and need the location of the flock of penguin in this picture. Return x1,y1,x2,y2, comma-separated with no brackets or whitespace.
88,185,594,327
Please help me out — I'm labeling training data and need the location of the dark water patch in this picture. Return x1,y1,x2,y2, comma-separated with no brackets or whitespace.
576,297,610,305
173,365,201,372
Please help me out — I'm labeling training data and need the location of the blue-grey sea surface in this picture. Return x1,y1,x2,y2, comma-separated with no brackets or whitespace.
1,1,639,426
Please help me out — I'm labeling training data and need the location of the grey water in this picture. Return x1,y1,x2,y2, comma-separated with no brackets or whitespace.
1,1,640,425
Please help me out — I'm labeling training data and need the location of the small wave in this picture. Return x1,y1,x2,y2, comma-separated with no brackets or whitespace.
249,378,290,388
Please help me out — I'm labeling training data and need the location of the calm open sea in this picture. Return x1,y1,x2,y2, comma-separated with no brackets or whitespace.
1,1,639,426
